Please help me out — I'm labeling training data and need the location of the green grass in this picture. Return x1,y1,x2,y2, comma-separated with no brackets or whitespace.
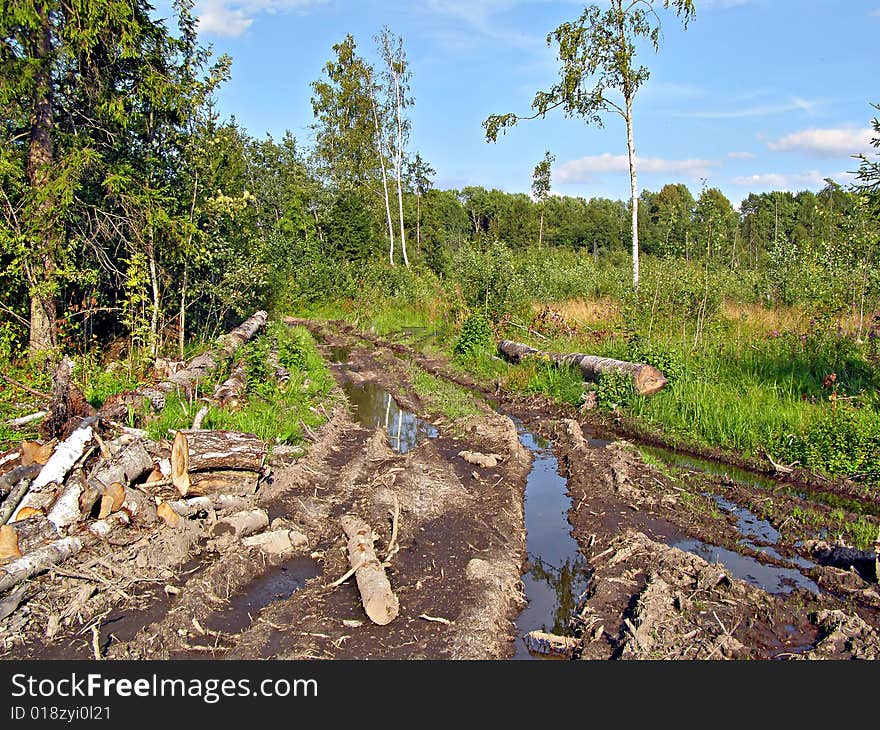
147,324,336,446
406,363,483,421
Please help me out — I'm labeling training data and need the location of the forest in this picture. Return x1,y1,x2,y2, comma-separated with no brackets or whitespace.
1,0,879,663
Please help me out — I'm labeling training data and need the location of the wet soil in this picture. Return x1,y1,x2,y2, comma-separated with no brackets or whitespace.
2,318,879,661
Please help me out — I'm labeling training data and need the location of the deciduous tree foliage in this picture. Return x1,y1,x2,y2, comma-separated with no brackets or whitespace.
484,0,696,290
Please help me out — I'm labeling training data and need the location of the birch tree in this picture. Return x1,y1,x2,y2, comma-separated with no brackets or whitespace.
376,28,413,268
484,0,696,290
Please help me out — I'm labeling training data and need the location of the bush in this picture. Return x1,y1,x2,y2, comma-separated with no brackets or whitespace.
597,370,636,411
454,312,493,358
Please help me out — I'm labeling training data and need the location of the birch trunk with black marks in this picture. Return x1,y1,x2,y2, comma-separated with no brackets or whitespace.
498,340,667,396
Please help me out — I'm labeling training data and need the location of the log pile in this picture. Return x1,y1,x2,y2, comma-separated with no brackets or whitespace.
497,339,668,396
0,312,297,600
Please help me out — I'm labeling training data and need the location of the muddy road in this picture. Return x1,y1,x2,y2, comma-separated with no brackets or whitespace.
2,319,879,660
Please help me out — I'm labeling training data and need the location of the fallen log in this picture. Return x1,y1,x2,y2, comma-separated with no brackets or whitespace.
340,514,399,626
0,449,21,472
45,472,85,531
242,529,308,555
0,537,84,594
212,508,268,539
267,349,290,384
8,514,57,554
0,464,42,501
120,487,157,525
497,339,668,396
0,477,38,527
171,430,265,496
86,439,153,495
99,310,267,420
0,512,130,594
211,360,247,408
6,411,48,428
11,421,95,522
523,630,580,657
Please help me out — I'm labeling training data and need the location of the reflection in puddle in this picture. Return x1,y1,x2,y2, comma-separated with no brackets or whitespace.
513,422,588,660
713,495,781,544
328,346,351,363
341,380,438,454
671,538,819,595
640,444,777,490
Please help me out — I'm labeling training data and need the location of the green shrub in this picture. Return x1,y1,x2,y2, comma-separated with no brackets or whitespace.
454,312,494,358
597,370,636,411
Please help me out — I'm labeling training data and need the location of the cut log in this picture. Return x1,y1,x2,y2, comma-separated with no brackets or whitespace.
171,430,266,496
0,464,42,500
498,339,668,396
157,496,215,528
84,512,130,541
211,360,247,408
45,472,84,531
0,537,84,594
0,477,37,527
0,525,21,562
242,529,308,555
97,483,126,519
86,439,153,494
99,311,267,420
8,515,57,554
180,470,260,498
212,508,268,539
0,449,21,472
120,487,157,525
11,421,94,522
340,514,399,625
523,630,580,657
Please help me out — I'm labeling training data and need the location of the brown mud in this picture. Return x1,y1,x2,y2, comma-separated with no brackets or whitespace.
2,318,878,660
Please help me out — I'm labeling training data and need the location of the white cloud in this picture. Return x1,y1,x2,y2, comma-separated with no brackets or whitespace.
556,153,717,183
728,151,755,159
767,127,874,158
195,0,326,37
423,0,543,51
680,97,820,119
730,170,858,190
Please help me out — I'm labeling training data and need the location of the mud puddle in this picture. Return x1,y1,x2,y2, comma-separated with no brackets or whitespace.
670,538,819,595
512,420,588,659
640,444,777,490
340,380,438,453
202,556,319,635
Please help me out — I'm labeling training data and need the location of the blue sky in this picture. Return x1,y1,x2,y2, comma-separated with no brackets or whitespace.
155,0,880,207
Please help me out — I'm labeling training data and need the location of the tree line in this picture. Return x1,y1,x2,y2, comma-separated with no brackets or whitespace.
1,1,877,364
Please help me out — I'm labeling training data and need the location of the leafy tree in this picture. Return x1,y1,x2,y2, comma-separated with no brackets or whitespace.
483,0,695,290
531,150,554,247
407,152,435,254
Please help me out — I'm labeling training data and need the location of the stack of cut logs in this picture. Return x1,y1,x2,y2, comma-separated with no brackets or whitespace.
0,311,297,594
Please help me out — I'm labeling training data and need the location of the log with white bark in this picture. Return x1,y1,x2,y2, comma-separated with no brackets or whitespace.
523,630,580,657
0,449,21,471
0,477,38,527
0,512,130,594
6,411,48,428
211,360,247,408
242,529,308,555
10,422,94,522
99,310,267,418
171,429,266,496
119,487,157,525
0,537,84,594
157,493,255,527
498,339,668,396
212,508,268,539
45,472,84,531
340,514,399,626
86,439,153,494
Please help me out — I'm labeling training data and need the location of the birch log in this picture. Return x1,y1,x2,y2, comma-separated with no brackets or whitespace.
0,537,84,593
86,439,153,493
498,339,668,396
340,514,399,625
11,422,94,522
0,477,37,526
211,360,247,407
212,508,268,538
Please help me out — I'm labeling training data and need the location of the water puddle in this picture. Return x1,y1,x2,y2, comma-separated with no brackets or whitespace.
671,538,819,595
640,444,777,490
341,380,438,453
328,345,351,363
512,421,589,659
202,556,320,635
